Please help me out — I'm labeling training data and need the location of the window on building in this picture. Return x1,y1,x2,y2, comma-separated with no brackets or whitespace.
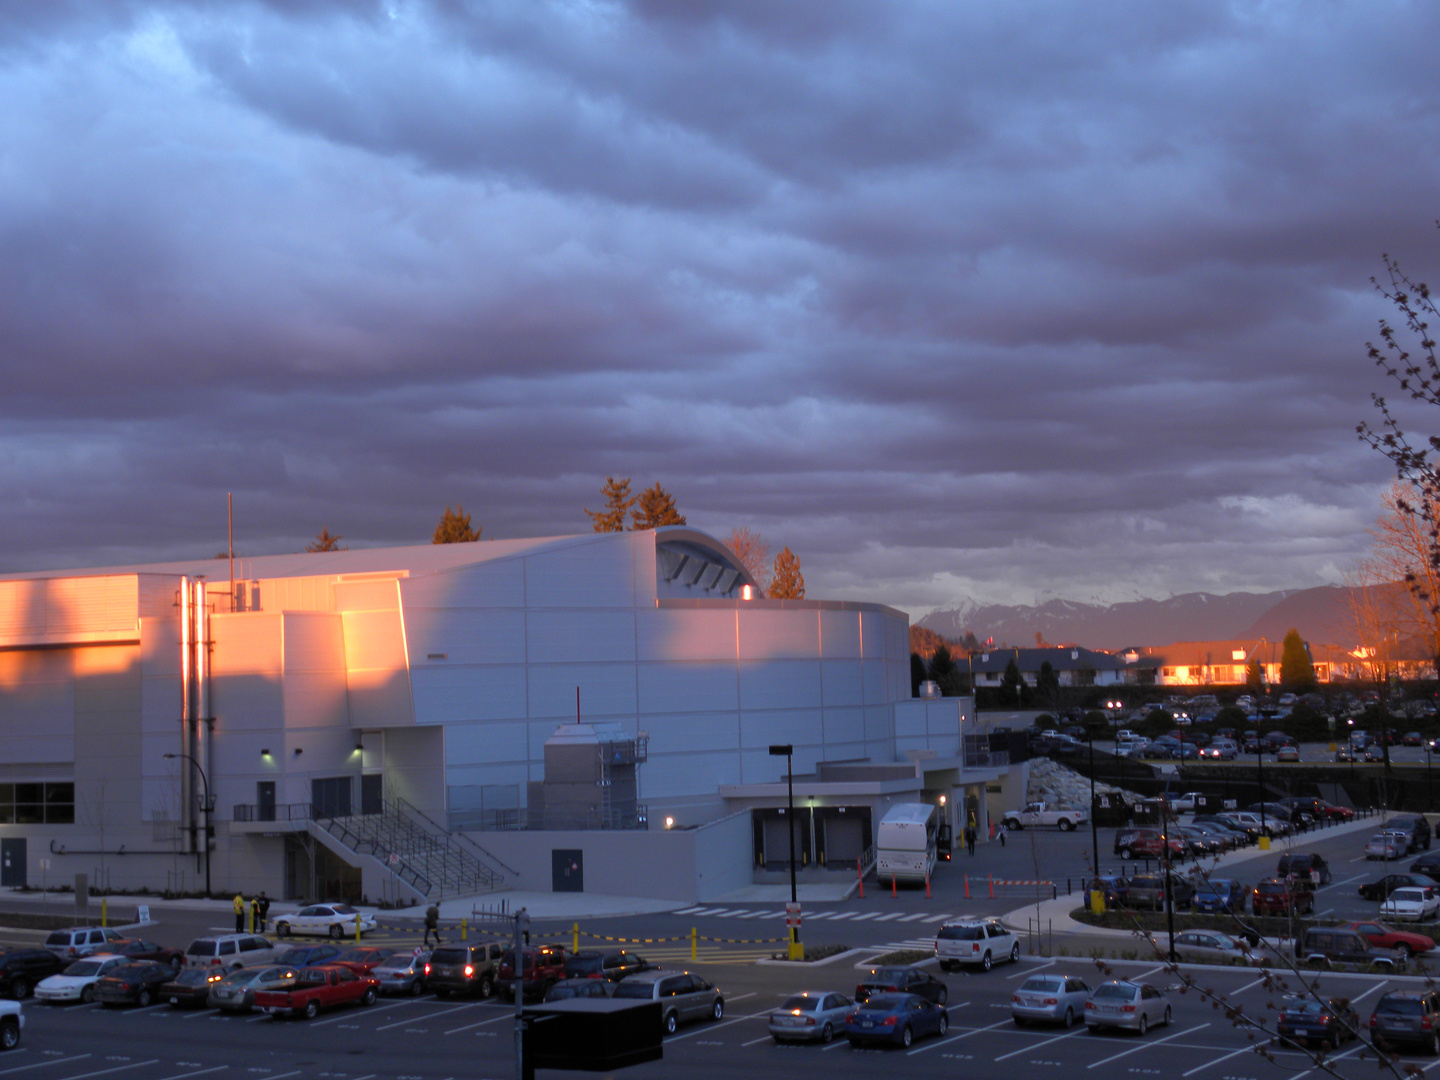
0,782,74,824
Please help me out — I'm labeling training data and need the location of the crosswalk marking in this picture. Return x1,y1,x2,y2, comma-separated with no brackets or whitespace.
899,912,932,922
873,912,904,921
827,912,856,920
852,912,881,921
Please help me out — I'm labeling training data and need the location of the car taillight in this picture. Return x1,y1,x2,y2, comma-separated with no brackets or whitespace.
1121,1005,1136,1013
1423,1016,1434,1030
1042,997,1058,1005
880,1015,898,1026
1370,1015,1378,1028
801,1017,815,1026
972,943,980,953
424,963,432,976
463,965,474,977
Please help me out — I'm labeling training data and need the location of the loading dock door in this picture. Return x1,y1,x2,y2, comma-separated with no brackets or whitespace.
823,816,863,867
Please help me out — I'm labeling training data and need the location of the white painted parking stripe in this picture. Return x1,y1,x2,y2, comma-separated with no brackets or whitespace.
724,909,754,918
805,911,836,919
1010,960,1053,979
443,1012,512,1036
662,994,758,1042
740,910,774,919
61,1061,161,1080
899,912,931,922
672,906,705,915
1087,1023,1209,1069
154,1067,228,1080
1182,1042,1262,1076
374,1001,479,1032
851,913,881,921
689,907,725,916
993,1022,1087,1060
873,913,904,921
907,1014,1006,1054
0,1055,91,1075
827,912,857,920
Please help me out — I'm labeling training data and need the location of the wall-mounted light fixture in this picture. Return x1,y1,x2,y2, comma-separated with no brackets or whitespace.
664,816,675,830
293,748,303,757
260,748,271,758
354,743,364,752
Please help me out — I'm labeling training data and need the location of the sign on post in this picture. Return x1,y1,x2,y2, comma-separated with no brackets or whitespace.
785,901,802,928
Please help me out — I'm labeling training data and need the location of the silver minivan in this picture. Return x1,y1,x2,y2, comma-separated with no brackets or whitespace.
611,970,724,1035
184,934,278,971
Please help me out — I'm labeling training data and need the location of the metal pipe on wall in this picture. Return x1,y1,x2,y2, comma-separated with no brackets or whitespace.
195,578,213,850
179,575,194,854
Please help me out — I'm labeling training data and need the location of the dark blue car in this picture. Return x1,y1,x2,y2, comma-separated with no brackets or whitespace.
1192,878,1246,914
844,993,949,1048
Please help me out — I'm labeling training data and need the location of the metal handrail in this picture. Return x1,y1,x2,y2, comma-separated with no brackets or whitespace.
395,797,519,877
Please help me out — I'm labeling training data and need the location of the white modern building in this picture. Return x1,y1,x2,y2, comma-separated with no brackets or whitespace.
0,528,992,902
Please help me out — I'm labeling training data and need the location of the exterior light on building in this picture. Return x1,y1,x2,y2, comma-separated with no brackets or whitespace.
938,794,947,806
260,748,271,757
294,747,303,757
741,584,753,600
664,816,675,829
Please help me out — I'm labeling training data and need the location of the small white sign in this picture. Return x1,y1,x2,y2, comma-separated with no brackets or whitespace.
387,853,400,866
38,859,50,871
137,904,150,923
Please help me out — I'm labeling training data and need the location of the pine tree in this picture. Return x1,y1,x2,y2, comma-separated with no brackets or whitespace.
1279,628,1317,691
769,546,805,599
1245,658,1265,695
306,528,345,552
432,505,480,543
630,483,686,530
584,477,637,533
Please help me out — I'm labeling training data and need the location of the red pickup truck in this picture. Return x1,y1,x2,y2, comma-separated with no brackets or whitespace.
253,965,379,1019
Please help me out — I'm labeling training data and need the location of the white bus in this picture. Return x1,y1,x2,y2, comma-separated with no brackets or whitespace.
875,802,939,884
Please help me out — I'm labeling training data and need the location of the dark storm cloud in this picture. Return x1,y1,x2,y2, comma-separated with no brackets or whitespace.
0,0,1436,621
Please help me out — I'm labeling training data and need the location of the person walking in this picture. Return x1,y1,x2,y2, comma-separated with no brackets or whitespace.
424,902,442,947
257,892,271,934
997,822,1007,847
963,825,976,856
233,892,245,933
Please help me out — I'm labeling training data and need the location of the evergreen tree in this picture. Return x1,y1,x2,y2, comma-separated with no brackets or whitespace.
769,546,806,599
630,483,686,530
306,527,345,552
1245,658,1265,695
1036,660,1060,706
1279,628,1317,691
432,505,480,543
1000,656,1026,705
910,653,927,696
584,477,637,533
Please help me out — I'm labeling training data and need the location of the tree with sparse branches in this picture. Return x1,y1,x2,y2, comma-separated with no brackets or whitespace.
630,483,686,530
432,505,480,543
306,528,345,553
725,527,771,591
769,547,805,599
1358,237,1440,677
584,477,637,533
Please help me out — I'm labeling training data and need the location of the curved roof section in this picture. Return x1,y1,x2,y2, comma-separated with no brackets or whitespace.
653,527,758,600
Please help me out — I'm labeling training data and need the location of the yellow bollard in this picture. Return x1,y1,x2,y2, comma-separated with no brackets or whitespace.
461,918,468,942
691,927,697,961
1259,835,1271,851
1090,890,1106,916
355,912,362,943
101,898,108,927
573,922,580,953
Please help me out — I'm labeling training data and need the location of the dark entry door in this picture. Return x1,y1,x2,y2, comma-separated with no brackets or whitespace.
257,782,276,822
552,849,583,893
360,774,383,815
0,838,25,888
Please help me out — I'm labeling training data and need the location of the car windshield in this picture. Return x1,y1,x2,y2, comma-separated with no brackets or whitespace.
869,968,909,982
215,969,255,986
45,932,75,946
937,925,982,940
779,994,821,1011
1094,983,1136,1000
1380,998,1424,1015
568,955,603,974
429,949,466,964
1020,977,1062,992
337,949,387,963
1286,1000,1326,1015
185,942,215,957
331,905,357,915
64,960,105,976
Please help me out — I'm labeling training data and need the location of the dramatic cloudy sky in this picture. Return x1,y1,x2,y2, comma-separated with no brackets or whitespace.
3,0,1438,620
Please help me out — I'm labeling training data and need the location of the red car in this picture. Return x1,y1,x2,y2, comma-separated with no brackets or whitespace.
328,948,393,976
1252,877,1315,916
1115,829,1185,861
110,940,185,971
1341,920,1436,959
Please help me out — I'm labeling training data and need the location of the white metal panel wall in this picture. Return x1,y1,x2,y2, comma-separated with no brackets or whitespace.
631,530,659,607
445,720,529,765
738,660,822,710
526,610,636,662
400,561,527,609
404,608,527,665
642,749,743,797
861,659,891,705
523,539,635,608
823,706,866,746
739,708,824,755
341,609,407,672
333,578,401,612
210,614,284,675
636,710,742,754
636,608,737,662
821,660,863,704
527,663,638,719
819,610,863,658
637,662,739,714
0,649,75,765
282,612,346,674
738,609,820,660
411,664,527,723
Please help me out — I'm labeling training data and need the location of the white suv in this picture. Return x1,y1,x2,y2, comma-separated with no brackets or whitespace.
183,934,278,971
934,919,1019,972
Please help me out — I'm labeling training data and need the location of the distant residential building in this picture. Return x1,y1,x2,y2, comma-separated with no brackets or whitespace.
966,646,1129,688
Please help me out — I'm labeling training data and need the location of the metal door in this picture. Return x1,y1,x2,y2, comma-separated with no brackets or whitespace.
0,838,25,888
552,849,583,893
257,782,276,822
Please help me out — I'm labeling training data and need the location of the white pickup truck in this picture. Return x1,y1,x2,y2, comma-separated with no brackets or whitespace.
1000,801,1087,832
1166,791,1205,813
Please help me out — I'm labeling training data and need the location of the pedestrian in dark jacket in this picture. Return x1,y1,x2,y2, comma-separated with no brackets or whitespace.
424,903,442,946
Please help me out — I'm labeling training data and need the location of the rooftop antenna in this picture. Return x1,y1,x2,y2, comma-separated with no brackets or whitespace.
227,493,234,609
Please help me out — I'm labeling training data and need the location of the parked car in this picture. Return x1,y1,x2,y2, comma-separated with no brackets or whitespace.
855,965,949,1004
1200,739,1238,760
207,966,299,1012
1404,732,1425,746
844,992,949,1048
0,950,67,1000
1341,920,1437,959
1192,878,1247,914
159,968,223,1008
34,955,128,1004
272,904,377,939
1370,990,1440,1054
425,943,503,999
1277,995,1360,1049
1011,973,1090,1027
371,951,430,996
108,940,185,971
1381,886,1440,923
274,944,343,968
496,944,569,1002
183,934,278,972
1085,980,1172,1034
1189,820,1250,848
1335,745,1357,762
768,990,854,1044
0,1001,21,1050
542,978,613,1003
1359,873,1440,901
1252,877,1315,916
1114,829,1185,861
93,961,174,1007
328,948,393,976
1276,853,1333,885
563,950,657,983
1175,826,1225,856
253,965,380,1019
1171,930,1253,965
1296,928,1405,970
1367,833,1410,861
43,927,128,962
1410,851,1440,878
1389,815,1433,852
611,970,723,1036
933,919,1018,972
1122,873,1194,910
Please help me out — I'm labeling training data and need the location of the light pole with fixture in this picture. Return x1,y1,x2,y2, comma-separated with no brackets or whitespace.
769,744,802,961
164,752,213,896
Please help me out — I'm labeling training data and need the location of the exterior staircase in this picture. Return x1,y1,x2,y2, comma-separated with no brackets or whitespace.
310,797,513,900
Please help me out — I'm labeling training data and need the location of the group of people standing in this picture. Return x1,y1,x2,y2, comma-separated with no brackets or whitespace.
232,891,271,933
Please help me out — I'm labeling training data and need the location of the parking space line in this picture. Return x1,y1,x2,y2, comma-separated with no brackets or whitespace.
992,1023,1087,1060
873,913,904,922
1181,1040,1259,1075
907,1015,1007,1054
739,911,774,919
827,913,857,920
1010,960,1054,979
63,1060,160,1080
662,994,758,1042
672,907,705,915
0,1055,91,1075
154,1066,228,1080
443,1012,512,1036
1087,1023,1209,1068
374,1001,481,1031
851,913,880,921
899,913,931,922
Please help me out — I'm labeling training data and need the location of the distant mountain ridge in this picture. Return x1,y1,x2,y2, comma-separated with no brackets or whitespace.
919,586,1362,651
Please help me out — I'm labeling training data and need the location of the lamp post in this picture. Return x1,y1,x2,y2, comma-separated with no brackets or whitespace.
163,752,212,896
769,744,800,961
1087,726,1099,889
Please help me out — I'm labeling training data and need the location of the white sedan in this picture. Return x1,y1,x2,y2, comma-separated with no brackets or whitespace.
272,903,378,939
1381,887,1440,923
35,955,128,1004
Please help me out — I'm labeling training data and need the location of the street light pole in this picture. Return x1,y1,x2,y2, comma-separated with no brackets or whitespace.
1087,728,1099,887
163,752,212,896
769,744,800,961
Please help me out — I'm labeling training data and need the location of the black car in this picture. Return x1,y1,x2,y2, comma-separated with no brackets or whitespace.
274,944,343,968
159,968,224,1009
563,950,657,983
1370,990,1440,1054
543,978,613,1002
1275,853,1333,886
854,966,948,1005
1410,851,1440,878
426,943,503,999
1388,816,1433,853
0,949,66,1000
1277,995,1360,1049
1358,873,1440,901
93,961,173,1007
